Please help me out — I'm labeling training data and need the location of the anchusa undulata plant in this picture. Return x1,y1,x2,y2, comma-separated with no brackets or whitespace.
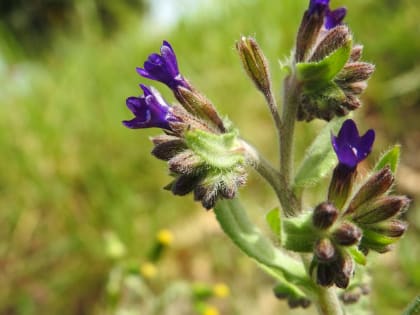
122,1,413,314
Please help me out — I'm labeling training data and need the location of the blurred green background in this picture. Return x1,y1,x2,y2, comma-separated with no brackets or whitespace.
1,0,419,314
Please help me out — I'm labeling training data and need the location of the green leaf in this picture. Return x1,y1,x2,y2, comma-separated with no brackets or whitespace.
184,129,244,169
296,39,352,90
347,246,367,265
293,117,346,188
402,296,420,315
282,212,318,252
265,207,281,241
214,199,312,288
374,145,400,174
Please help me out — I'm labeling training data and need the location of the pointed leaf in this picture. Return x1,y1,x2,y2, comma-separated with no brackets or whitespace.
296,39,352,90
348,246,367,265
214,199,312,288
374,145,400,174
293,117,346,188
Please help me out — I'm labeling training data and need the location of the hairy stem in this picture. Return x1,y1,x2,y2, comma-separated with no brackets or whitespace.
264,89,283,148
315,287,344,315
279,75,301,215
242,141,298,216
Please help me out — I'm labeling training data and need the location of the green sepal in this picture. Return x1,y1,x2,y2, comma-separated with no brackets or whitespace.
362,229,399,246
374,145,400,174
184,129,244,169
294,117,346,188
296,39,352,90
265,207,281,241
214,199,312,288
282,212,318,252
347,246,367,265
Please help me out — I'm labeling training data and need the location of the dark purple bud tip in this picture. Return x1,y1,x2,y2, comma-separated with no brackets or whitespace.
123,84,178,130
332,119,375,169
137,41,188,90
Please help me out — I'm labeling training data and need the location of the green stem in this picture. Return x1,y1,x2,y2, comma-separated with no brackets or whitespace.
279,75,300,215
241,141,298,216
315,287,344,315
264,89,283,151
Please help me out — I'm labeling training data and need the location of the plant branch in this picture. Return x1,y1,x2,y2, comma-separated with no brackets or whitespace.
241,140,298,216
315,286,344,315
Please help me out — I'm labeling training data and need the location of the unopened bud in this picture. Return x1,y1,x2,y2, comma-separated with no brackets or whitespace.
175,87,225,132
341,291,361,304
171,174,202,196
365,219,408,238
336,62,375,83
341,81,368,96
236,36,271,95
151,138,186,161
168,150,203,175
332,221,362,246
352,196,410,224
334,251,354,289
295,9,325,62
316,263,335,287
328,164,357,210
350,45,363,62
313,202,339,229
346,166,394,215
310,25,352,62
315,238,336,262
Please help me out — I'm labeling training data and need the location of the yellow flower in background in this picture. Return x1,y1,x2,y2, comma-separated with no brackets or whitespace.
156,229,174,246
213,283,230,298
140,262,157,279
202,305,220,315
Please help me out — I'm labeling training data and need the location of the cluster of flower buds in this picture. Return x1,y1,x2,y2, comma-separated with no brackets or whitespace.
311,119,409,287
283,119,409,289
294,0,375,121
123,41,247,209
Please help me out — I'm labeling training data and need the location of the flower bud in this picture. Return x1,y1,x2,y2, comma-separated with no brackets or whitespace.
315,238,336,262
309,25,352,62
341,291,361,304
345,166,394,215
363,219,407,238
334,251,354,289
168,151,203,175
332,221,362,246
328,164,357,210
316,263,336,287
336,62,375,84
352,196,410,224
350,45,363,62
313,202,339,229
170,174,203,196
295,8,326,62
236,36,271,95
151,137,187,161
175,86,225,132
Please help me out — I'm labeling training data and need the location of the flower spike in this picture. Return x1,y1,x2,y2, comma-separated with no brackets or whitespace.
123,84,177,130
137,41,189,90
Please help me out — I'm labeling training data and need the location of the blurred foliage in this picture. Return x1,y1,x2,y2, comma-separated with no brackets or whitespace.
0,0,419,314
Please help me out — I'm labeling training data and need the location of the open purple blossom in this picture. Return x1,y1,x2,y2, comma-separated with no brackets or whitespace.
123,84,177,130
308,0,346,29
331,119,375,169
136,41,188,90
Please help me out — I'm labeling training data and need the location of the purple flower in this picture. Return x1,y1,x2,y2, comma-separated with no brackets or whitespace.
331,119,375,169
308,0,346,29
325,7,347,29
308,0,329,15
123,84,177,130
136,41,188,90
